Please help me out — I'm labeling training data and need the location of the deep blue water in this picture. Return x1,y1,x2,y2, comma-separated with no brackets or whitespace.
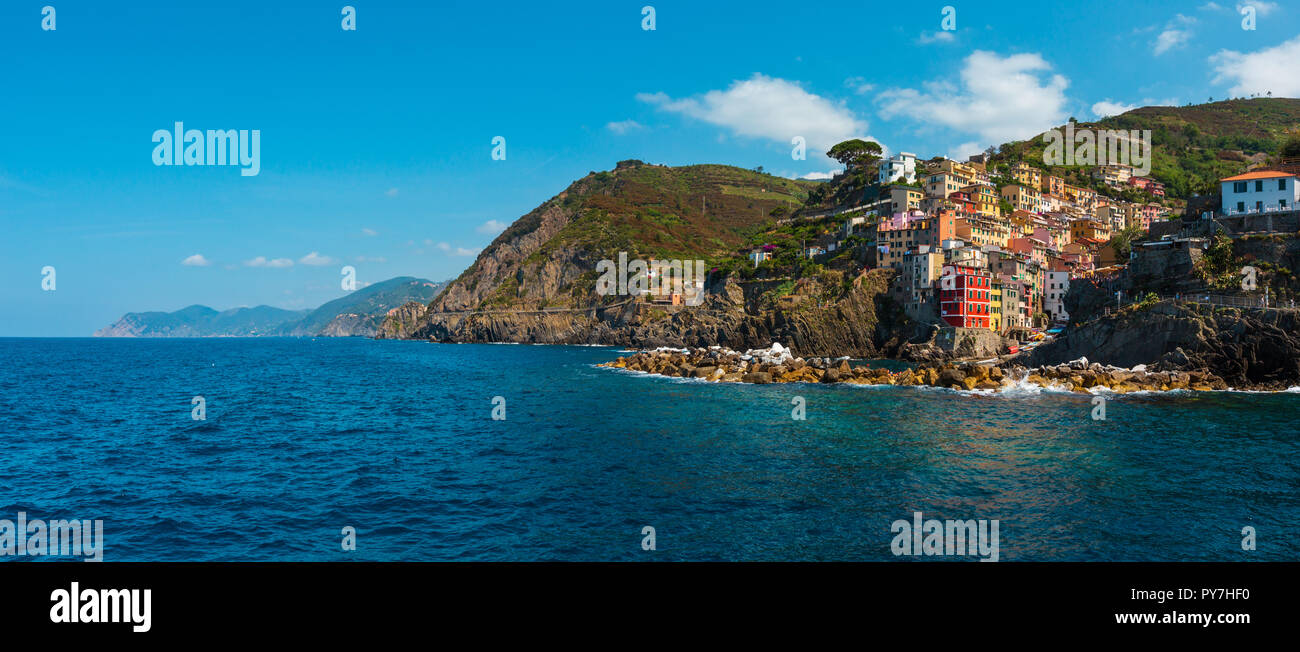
0,337,1297,561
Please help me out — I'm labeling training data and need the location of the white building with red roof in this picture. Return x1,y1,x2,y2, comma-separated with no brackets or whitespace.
1221,170,1298,215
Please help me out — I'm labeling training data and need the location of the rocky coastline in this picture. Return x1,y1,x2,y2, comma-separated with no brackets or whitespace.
598,343,1242,393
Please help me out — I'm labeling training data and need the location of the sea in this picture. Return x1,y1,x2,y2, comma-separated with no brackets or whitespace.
0,337,1296,561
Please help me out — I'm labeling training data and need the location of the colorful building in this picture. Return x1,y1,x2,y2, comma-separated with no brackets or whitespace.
990,278,1003,333
1010,162,1042,190
889,186,924,214
1070,217,1111,243
1092,164,1134,187
939,263,993,329
1001,184,1044,213
1129,176,1165,197
956,215,1012,249
872,211,957,270
925,172,969,199
1043,174,1066,196
961,184,1002,218
937,158,978,183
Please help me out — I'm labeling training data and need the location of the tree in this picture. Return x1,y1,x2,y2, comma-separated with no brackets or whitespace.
1108,225,1145,260
826,139,883,169
1281,132,1300,159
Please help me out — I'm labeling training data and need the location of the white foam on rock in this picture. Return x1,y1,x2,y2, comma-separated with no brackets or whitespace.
743,342,794,365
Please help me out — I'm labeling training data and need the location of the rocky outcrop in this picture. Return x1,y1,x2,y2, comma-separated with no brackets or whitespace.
601,345,1233,392
407,269,912,357
900,326,1007,362
318,313,379,337
1026,301,1300,389
375,301,429,340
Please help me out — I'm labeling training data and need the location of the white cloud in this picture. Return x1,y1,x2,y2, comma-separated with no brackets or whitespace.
1154,29,1191,55
605,120,644,134
799,170,842,180
354,255,387,263
299,251,336,266
1237,2,1279,15
1091,100,1138,118
181,254,211,267
1210,35,1300,97
476,219,508,235
244,256,293,268
385,188,399,197
361,228,378,236
454,247,480,257
435,242,451,252
638,74,872,157
1199,2,1224,10
919,30,956,44
843,77,875,95
949,142,986,161
876,50,1069,145
1153,14,1196,56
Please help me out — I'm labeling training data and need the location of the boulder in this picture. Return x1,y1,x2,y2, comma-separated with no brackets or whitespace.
937,368,967,388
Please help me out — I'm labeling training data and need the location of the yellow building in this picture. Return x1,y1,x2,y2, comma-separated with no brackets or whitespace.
956,215,1012,249
990,278,1003,333
1006,210,1037,238
1000,184,1043,213
890,186,923,213
1062,184,1099,211
961,184,1002,219
1043,175,1066,196
937,158,977,183
925,172,968,198
1070,218,1111,242
1091,164,1133,187
1011,162,1042,189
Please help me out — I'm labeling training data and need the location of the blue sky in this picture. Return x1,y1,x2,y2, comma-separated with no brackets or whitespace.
2,0,1297,335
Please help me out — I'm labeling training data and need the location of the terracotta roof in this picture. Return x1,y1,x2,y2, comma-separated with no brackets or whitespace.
1221,170,1297,181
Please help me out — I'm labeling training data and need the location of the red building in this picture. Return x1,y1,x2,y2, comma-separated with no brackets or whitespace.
939,264,992,329
1128,176,1165,197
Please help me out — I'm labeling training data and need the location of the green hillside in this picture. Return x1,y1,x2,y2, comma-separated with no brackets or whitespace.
522,161,816,264
281,276,446,335
992,98,1300,199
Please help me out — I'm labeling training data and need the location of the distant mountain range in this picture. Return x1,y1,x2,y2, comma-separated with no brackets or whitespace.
94,277,447,337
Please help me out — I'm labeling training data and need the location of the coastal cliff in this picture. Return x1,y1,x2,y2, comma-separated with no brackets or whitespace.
396,268,911,357
1027,301,1300,389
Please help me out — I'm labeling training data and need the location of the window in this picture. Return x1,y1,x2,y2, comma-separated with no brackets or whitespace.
1280,179,1288,191
1256,201,1263,212
1237,202,1245,212
1256,180,1264,192
1234,182,1247,193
